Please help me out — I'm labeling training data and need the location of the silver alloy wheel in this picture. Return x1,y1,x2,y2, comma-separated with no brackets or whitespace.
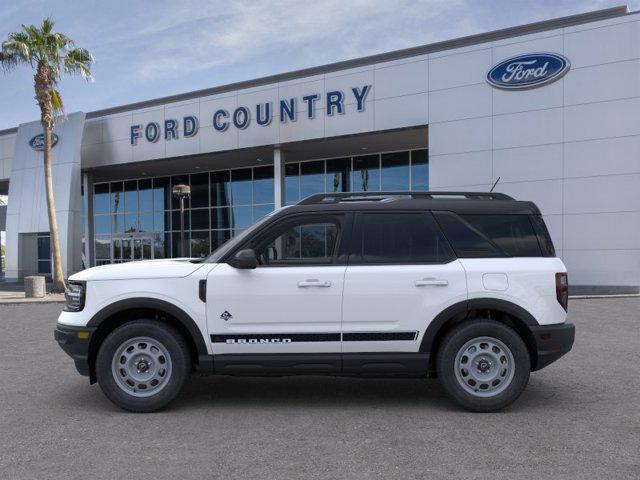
111,336,173,398
454,336,515,397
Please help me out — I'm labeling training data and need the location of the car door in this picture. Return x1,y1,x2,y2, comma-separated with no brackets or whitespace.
206,213,350,359
341,211,467,358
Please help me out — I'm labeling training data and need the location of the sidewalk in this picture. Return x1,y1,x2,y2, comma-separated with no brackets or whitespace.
0,282,65,305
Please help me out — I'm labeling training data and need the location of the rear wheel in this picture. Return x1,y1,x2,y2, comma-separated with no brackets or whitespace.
96,320,190,412
436,319,530,412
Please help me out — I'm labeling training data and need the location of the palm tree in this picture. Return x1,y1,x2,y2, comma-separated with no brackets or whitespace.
0,18,93,292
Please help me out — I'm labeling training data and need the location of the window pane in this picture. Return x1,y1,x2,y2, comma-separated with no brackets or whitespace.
356,213,454,264
154,233,168,259
259,221,338,265
353,155,380,192
190,208,209,230
231,205,252,229
111,182,123,214
231,168,252,206
124,180,138,213
211,230,232,250
253,204,274,222
124,213,138,233
153,212,168,232
37,235,51,260
300,161,325,199
461,214,542,257
253,166,274,204
411,150,429,191
434,212,503,258
190,231,210,258
285,163,300,204
171,210,190,231
121,238,132,261
113,238,122,260
94,184,110,214
211,171,231,207
139,179,153,212
95,236,110,259
94,215,111,235
190,173,209,208
171,175,190,209
112,214,124,234
381,151,409,191
38,260,51,275
153,177,170,211
172,232,188,257
139,214,154,232
326,158,351,193
211,207,232,229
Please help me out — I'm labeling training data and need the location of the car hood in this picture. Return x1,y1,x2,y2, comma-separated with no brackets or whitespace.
69,259,207,281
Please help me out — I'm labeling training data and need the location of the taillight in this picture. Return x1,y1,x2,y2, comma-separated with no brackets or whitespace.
556,272,568,311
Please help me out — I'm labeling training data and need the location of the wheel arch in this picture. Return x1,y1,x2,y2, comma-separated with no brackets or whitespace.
420,298,539,371
86,298,209,383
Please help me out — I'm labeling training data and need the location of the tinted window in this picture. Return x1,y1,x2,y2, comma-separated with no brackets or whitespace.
434,212,504,258
530,214,556,257
257,220,339,266
354,213,454,264
461,214,542,257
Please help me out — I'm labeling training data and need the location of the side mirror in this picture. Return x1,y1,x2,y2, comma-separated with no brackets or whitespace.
230,249,258,269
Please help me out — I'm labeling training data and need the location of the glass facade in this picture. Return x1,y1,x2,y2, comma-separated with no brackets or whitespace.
285,149,428,204
93,165,274,264
92,148,428,264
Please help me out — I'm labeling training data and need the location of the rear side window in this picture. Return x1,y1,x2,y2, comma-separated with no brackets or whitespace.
530,214,556,257
434,212,542,257
352,212,455,264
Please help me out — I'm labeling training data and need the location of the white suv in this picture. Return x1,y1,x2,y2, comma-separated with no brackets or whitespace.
55,191,574,412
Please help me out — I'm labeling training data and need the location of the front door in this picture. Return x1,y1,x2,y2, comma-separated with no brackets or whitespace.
112,235,154,262
341,212,467,355
206,213,349,357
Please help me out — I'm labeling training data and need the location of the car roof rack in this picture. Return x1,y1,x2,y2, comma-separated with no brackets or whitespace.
297,191,514,205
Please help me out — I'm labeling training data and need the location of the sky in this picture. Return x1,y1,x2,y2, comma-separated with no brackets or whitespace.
0,0,638,130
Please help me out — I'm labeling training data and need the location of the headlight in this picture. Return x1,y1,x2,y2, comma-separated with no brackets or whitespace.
64,281,86,312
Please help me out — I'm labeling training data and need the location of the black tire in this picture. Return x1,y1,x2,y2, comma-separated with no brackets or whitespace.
436,319,530,412
96,320,191,413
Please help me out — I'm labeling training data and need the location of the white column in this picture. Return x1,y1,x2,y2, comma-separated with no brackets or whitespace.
273,147,286,209
82,172,93,269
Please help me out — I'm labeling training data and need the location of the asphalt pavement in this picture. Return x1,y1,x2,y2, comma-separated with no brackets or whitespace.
0,298,638,479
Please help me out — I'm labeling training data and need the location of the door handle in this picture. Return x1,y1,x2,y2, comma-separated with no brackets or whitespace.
415,278,449,287
297,279,331,288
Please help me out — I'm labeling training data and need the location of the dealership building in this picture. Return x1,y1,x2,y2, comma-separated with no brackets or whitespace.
0,6,639,293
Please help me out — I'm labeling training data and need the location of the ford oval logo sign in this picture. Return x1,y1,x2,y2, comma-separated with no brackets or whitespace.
29,133,59,151
487,53,570,90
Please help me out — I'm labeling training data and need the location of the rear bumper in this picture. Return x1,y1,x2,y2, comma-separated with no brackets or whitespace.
530,322,575,371
54,324,95,377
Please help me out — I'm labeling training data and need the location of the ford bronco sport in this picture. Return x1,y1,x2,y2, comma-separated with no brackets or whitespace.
55,191,575,412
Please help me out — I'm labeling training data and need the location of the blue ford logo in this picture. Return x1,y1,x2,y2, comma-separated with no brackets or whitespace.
29,133,59,151
487,53,570,90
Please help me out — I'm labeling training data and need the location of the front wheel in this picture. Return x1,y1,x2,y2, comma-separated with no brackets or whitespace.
436,319,530,412
96,320,191,412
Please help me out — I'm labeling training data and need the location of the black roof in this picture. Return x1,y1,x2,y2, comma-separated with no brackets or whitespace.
280,192,541,216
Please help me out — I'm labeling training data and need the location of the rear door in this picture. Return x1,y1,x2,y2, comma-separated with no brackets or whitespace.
341,211,467,356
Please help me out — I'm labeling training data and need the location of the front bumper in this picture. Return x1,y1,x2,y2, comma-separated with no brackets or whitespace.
54,324,96,377
530,322,575,371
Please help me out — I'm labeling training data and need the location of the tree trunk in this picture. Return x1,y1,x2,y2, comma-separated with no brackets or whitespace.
43,124,66,293
35,63,65,293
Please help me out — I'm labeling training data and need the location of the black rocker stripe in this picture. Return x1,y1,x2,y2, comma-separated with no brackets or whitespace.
211,333,340,343
342,331,418,341
210,331,418,343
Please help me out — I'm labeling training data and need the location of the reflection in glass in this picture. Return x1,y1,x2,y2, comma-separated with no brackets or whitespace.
190,173,209,208
231,205,252,229
300,161,325,199
139,214,153,232
124,180,138,213
253,204,274,222
353,155,380,192
94,184,110,214
211,171,231,208
112,214,124,234
326,158,350,193
95,236,110,259
154,233,168,259
124,213,138,233
153,177,170,211
285,163,299,204
381,152,410,191
190,208,209,230
211,230,232,251
253,166,274,204
139,179,153,212
231,168,252,206
94,215,110,235
411,149,429,191
190,231,210,258
211,207,231,229
111,182,123,214
171,210,190,231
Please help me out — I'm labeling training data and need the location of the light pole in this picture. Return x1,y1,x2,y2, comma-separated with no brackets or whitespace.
172,184,191,257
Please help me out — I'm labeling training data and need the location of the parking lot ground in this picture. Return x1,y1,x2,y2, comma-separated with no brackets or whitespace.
0,298,639,480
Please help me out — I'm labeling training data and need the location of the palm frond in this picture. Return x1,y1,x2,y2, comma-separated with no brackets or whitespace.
64,47,94,82
50,87,64,115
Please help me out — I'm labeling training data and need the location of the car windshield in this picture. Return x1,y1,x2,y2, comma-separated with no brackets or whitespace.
198,207,287,263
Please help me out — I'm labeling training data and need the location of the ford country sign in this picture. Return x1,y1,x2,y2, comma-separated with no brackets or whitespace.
29,133,59,151
487,53,570,90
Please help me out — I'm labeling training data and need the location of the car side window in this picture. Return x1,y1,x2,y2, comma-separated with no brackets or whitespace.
351,212,455,264
255,218,340,266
